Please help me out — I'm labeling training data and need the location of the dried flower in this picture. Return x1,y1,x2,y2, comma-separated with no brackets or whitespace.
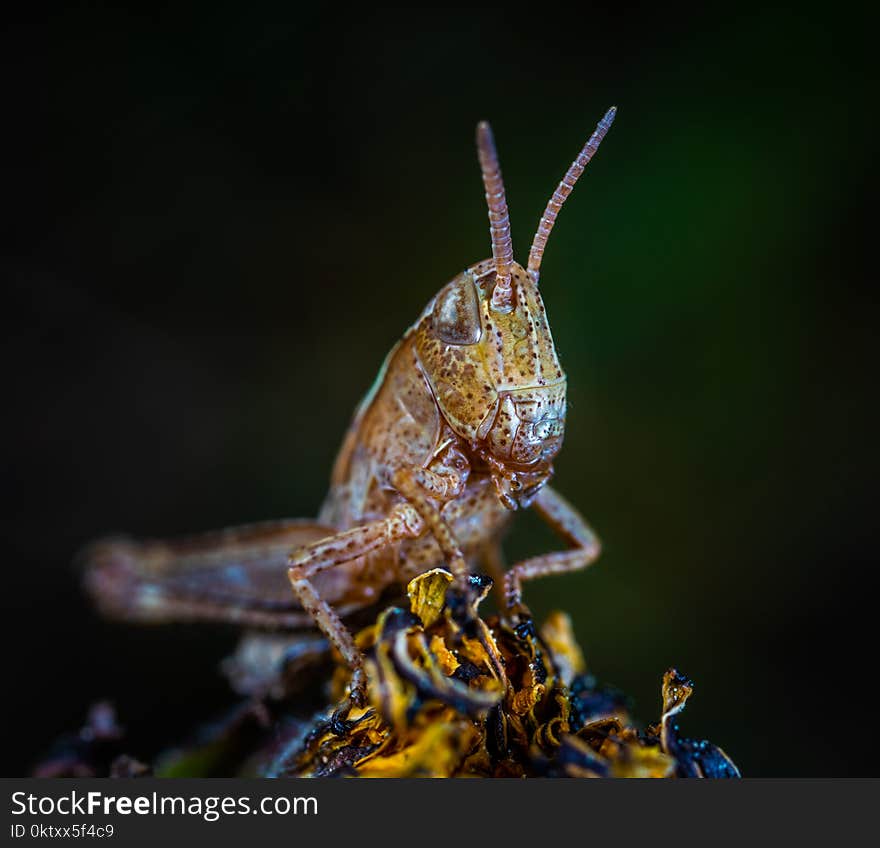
278,569,739,778
36,569,739,778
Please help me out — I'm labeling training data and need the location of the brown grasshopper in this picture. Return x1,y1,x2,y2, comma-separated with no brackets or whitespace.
84,107,617,710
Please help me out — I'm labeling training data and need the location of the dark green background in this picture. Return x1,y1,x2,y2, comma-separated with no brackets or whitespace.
3,8,874,776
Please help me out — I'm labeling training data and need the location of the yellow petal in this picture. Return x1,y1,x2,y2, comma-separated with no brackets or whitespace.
407,568,453,627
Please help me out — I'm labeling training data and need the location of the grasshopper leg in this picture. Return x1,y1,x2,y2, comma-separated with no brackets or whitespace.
391,465,469,588
287,503,425,709
391,464,494,646
503,485,601,616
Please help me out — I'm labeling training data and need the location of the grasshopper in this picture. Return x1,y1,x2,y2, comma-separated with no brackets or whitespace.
84,107,616,710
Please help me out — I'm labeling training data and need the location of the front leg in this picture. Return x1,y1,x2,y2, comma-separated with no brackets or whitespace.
391,464,470,589
393,461,508,685
503,485,602,614
389,438,472,586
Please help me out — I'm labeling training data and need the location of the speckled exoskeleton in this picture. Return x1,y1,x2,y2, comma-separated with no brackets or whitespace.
85,107,617,710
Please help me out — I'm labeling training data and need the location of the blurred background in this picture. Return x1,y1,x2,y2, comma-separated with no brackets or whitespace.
2,8,874,776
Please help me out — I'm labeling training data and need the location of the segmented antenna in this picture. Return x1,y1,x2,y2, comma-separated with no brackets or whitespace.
476,121,515,312
527,106,617,280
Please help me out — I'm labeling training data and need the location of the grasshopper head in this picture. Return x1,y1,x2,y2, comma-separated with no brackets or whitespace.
414,110,616,509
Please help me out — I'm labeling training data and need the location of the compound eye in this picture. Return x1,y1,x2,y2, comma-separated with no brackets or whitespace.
432,273,482,345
